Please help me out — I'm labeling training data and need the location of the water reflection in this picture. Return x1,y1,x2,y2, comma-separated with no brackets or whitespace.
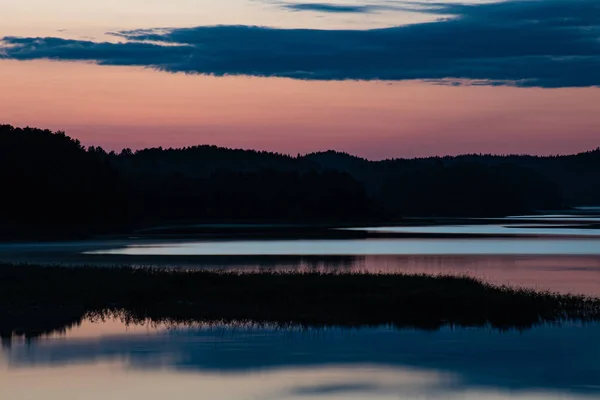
1,318,599,399
347,224,600,236
87,237,600,256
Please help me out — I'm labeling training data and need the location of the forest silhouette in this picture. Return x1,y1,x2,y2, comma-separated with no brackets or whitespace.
1,124,599,238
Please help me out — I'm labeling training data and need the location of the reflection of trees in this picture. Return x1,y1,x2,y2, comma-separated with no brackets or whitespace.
246,256,361,273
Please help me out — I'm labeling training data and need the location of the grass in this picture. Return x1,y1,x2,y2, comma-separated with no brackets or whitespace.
1,263,599,339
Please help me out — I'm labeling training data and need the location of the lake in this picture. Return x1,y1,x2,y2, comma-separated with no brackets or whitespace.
1,212,599,296
1,317,599,400
1,211,600,399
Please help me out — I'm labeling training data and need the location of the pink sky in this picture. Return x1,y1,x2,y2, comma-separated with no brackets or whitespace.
1,59,599,159
1,0,599,159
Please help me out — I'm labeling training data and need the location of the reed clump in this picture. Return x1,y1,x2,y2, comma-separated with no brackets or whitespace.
1,264,599,338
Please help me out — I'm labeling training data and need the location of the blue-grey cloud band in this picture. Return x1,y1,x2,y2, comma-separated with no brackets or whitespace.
1,0,599,88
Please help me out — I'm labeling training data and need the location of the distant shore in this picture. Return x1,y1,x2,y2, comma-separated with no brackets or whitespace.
2,264,599,340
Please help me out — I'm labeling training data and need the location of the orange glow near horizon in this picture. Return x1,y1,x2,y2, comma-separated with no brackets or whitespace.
1,59,599,159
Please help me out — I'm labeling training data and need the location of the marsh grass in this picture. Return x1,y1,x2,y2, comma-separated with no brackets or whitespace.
1,264,599,339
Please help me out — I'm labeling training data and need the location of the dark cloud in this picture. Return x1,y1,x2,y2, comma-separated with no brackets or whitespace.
277,1,427,14
289,382,386,395
282,3,378,13
1,0,599,87
0,37,192,65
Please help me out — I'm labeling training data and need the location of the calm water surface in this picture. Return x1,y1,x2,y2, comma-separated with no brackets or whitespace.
344,224,600,236
2,214,600,398
1,318,599,400
2,215,600,296
77,219,600,296
85,215,600,257
86,237,600,256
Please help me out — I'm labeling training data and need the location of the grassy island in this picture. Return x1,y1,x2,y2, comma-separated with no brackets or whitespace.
1,264,599,339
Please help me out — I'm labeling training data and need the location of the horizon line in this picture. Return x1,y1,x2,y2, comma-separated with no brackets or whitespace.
5,123,600,163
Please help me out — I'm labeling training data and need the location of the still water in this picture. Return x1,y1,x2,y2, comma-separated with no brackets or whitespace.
1,318,599,400
84,214,600,258
2,214,600,398
86,237,600,256
77,217,600,296
2,215,600,296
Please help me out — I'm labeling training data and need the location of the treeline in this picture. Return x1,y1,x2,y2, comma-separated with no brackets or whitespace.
2,124,596,237
0,125,377,237
128,169,377,225
379,162,562,217
0,126,127,237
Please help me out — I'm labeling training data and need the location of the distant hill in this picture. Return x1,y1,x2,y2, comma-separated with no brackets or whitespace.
2,124,598,237
112,143,600,206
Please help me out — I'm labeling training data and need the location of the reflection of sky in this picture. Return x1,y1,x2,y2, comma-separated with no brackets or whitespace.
506,217,600,222
2,218,600,296
1,320,600,399
87,238,600,256
344,224,600,237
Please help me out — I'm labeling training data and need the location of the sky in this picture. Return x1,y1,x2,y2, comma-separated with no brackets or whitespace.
0,0,599,159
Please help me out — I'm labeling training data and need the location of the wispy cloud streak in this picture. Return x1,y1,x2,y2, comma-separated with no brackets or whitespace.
280,2,399,13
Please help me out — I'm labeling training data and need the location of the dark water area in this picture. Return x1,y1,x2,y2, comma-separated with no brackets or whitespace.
1,318,599,399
